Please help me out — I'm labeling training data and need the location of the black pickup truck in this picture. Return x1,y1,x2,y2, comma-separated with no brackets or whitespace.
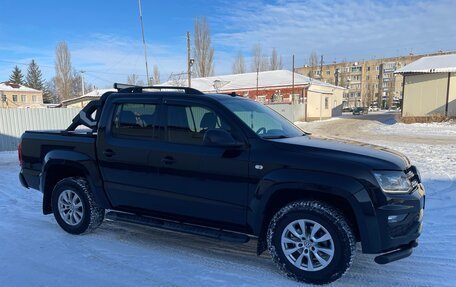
19,84,425,284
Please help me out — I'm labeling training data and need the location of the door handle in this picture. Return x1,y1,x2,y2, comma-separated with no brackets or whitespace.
161,156,176,165
103,149,116,157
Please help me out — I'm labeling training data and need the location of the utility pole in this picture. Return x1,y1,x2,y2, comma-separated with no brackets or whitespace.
138,0,150,85
292,54,295,103
80,70,85,96
319,55,323,121
256,68,259,100
320,55,324,79
187,32,191,87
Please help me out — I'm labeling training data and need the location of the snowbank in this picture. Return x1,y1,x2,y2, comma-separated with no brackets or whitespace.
373,121,456,137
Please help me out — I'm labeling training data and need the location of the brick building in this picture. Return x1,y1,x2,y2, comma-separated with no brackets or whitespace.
163,70,346,120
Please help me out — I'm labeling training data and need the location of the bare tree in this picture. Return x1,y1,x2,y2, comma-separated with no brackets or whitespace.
251,44,269,72
168,72,187,87
54,41,73,101
232,51,246,74
193,17,214,77
152,65,160,85
270,48,283,70
72,70,93,97
307,51,320,77
127,74,144,86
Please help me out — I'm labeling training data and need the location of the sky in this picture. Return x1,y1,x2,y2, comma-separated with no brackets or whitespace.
0,0,455,88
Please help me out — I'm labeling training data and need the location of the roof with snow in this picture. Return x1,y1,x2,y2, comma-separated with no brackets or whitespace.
0,81,41,92
61,88,116,105
161,70,344,93
395,54,456,74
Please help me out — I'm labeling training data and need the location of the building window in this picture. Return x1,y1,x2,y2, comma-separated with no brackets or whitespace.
21,95,26,102
376,66,380,71
367,66,371,71
366,76,370,81
351,66,362,73
32,95,37,103
326,70,330,75
325,97,329,109
12,95,17,102
314,70,321,75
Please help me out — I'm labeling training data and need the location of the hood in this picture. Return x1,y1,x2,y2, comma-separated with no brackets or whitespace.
270,135,410,171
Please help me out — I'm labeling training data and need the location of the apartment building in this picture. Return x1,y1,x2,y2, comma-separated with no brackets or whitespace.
296,51,456,109
0,82,43,108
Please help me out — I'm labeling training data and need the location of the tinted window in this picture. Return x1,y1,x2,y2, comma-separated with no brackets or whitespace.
112,103,158,138
166,104,231,145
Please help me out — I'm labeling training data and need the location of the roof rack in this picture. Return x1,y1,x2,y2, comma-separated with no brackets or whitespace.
113,83,204,95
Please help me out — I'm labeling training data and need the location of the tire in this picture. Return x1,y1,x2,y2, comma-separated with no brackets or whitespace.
51,177,105,234
267,200,355,285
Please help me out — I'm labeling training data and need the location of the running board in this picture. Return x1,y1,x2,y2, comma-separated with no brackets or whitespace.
105,211,250,243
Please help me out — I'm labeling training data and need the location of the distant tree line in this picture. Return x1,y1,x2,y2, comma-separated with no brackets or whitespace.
7,42,95,104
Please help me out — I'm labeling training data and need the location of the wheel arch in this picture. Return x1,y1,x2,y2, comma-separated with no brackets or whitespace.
41,150,111,215
249,170,376,255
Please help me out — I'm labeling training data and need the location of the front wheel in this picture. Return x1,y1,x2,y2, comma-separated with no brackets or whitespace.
51,177,105,234
267,200,356,285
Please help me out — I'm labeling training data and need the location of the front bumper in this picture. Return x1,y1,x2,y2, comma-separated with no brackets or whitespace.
375,183,425,254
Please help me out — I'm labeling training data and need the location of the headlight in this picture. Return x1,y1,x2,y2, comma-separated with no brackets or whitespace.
373,171,411,194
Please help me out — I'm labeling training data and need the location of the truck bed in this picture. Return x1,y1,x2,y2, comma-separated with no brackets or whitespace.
20,129,97,191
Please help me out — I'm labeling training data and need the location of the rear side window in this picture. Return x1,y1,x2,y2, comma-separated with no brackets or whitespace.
166,104,231,145
112,103,158,138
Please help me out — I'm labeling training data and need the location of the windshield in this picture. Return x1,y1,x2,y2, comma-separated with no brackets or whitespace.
222,99,304,139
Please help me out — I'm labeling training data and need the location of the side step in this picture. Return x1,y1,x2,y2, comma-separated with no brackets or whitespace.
105,211,250,244
374,241,418,264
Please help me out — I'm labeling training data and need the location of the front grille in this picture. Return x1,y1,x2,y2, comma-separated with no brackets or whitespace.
389,211,421,238
405,166,421,190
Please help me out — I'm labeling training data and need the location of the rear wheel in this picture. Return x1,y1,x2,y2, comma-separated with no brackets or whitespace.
267,200,355,285
51,177,105,234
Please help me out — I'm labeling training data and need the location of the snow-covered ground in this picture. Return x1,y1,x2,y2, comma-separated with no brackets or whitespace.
372,121,456,137
1,120,455,286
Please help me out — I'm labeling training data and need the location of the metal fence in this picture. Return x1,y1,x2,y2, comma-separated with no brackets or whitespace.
0,108,81,151
0,104,306,151
266,103,306,122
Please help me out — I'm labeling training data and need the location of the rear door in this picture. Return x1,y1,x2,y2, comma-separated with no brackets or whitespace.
97,98,166,210
152,98,250,225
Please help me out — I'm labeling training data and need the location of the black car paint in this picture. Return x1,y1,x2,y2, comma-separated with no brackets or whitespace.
19,91,425,256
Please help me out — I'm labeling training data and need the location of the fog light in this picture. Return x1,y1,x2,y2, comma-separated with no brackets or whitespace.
388,214,407,223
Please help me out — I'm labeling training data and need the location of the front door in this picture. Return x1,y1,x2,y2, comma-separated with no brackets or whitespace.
152,99,250,225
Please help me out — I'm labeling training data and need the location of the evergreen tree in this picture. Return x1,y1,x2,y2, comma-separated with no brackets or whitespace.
9,66,24,84
26,60,45,90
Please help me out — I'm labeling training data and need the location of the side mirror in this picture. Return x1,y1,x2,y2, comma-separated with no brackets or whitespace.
203,129,244,148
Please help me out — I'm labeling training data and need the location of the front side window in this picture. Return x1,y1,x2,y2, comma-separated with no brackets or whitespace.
222,99,303,139
12,95,17,102
112,103,158,138
166,104,231,145
21,95,26,102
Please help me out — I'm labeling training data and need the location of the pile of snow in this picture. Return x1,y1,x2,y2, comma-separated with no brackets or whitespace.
373,121,456,137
